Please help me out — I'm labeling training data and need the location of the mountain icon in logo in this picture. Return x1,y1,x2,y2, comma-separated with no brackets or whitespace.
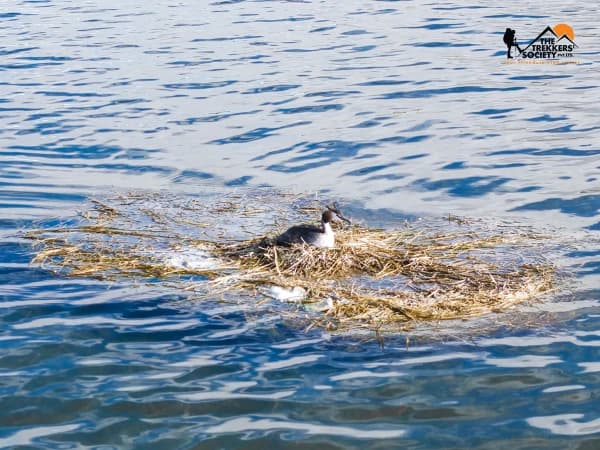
556,34,577,47
520,26,557,53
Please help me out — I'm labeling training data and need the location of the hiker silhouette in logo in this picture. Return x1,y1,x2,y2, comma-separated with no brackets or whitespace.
503,28,522,58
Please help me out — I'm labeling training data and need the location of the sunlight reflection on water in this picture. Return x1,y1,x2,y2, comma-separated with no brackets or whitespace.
0,0,599,448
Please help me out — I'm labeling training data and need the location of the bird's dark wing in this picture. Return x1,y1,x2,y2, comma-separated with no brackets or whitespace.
275,224,320,246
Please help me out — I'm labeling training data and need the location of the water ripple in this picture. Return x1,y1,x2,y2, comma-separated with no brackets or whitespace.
380,85,526,99
1,0,599,448
205,417,407,439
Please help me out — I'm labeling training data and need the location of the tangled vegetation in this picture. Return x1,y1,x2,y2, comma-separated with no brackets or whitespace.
26,191,559,332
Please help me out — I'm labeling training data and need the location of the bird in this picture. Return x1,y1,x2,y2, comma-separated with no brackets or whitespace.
275,209,350,248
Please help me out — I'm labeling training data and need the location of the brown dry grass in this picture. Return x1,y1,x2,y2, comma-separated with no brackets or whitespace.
216,225,555,328
25,194,559,331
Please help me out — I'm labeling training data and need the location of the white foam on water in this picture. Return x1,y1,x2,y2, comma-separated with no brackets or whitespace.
264,285,307,303
163,247,221,270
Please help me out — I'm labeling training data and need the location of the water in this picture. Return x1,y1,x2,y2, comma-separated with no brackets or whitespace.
1,0,599,448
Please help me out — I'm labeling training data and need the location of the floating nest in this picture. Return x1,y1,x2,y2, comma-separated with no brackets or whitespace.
25,192,560,332
219,226,554,328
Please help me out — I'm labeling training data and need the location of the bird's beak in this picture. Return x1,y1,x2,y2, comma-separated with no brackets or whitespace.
335,212,352,225
327,203,352,225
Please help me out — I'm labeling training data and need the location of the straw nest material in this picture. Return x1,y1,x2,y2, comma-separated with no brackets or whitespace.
217,226,555,328
25,193,559,331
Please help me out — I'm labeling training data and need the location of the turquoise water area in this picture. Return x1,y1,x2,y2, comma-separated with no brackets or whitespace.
1,0,599,448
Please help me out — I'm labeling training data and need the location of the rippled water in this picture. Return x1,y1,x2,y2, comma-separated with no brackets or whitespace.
1,0,599,448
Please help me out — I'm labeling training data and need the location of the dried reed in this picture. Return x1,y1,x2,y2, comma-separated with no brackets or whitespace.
25,193,559,331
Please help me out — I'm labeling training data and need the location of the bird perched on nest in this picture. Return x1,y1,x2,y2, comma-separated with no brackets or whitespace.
276,207,351,248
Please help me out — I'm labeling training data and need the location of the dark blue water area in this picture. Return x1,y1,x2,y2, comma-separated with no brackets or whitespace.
2,201,600,449
1,0,600,448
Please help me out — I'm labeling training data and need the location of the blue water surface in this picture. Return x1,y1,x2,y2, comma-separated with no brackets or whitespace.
1,0,599,448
